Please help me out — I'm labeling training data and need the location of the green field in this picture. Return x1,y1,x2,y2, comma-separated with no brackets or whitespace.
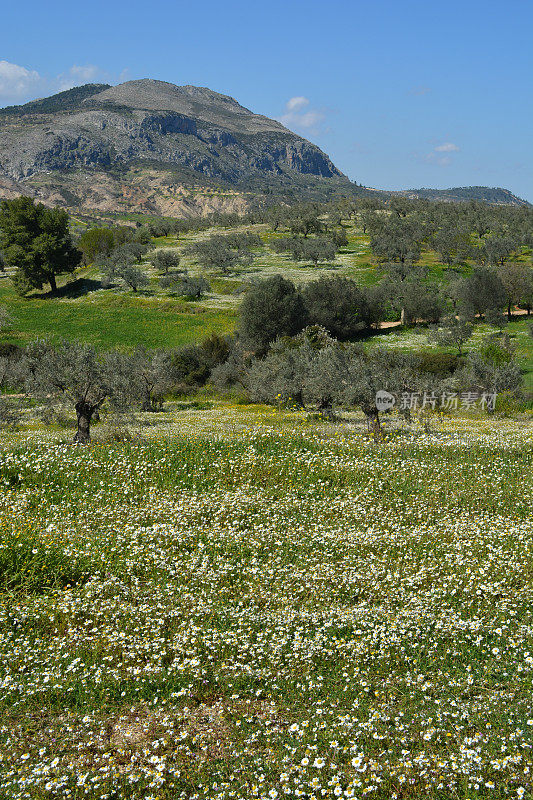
0,284,236,349
365,318,533,392
0,409,532,799
1,220,532,387
0,222,380,350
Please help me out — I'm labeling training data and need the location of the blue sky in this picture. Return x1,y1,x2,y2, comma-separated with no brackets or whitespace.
1,0,532,200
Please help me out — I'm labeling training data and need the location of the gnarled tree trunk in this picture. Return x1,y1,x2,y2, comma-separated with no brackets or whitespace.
74,401,95,443
317,397,334,420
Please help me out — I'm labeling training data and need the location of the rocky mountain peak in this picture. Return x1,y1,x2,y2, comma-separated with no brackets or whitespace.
0,79,347,212
85,80,288,135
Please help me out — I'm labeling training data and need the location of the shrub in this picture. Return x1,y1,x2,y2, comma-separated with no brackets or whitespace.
238,276,308,354
417,351,463,376
494,391,531,416
172,334,231,387
302,277,376,339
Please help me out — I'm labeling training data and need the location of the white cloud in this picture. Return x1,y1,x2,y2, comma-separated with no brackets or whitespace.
421,152,453,167
56,65,102,92
435,142,460,152
430,155,452,166
0,62,126,108
415,141,461,167
278,96,327,134
286,96,309,112
0,60,41,98
291,110,325,129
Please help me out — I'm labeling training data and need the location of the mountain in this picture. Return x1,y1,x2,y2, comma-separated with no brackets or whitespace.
0,79,353,215
390,186,530,206
0,80,528,216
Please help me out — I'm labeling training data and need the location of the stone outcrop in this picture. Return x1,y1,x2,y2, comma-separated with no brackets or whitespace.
0,80,347,208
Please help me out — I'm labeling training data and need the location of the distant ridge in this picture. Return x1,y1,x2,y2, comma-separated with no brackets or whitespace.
391,186,530,207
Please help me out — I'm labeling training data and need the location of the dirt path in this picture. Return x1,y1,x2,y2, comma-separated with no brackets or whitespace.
378,307,531,331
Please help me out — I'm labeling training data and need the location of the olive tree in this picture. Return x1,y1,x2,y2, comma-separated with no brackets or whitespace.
24,340,136,442
430,315,473,355
457,266,506,318
118,265,150,292
153,250,181,274
456,350,521,398
339,347,429,437
160,271,209,298
128,347,173,411
431,225,473,265
497,263,532,318
186,234,256,275
271,237,336,267
245,337,432,438
302,277,376,339
398,279,444,325
238,276,308,354
103,263,150,292
287,204,324,238
482,236,519,266
370,218,423,268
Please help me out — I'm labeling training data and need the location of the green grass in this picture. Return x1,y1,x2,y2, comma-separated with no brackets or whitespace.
0,220,532,378
507,317,533,389
366,317,533,391
0,411,532,798
0,286,236,349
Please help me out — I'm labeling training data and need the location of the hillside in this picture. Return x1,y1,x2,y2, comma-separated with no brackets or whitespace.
0,80,352,214
0,80,529,215
393,186,530,206
1,210,531,390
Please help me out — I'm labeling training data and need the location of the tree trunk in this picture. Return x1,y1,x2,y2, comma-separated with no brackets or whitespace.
49,274,58,294
74,401,94,443
141,389,154,412
317,397,334,420
508,302,512,319
366,410,382,441
400,307,405,325
291,390,304,408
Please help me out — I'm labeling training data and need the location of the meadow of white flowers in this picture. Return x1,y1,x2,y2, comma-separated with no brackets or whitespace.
0,407,532,799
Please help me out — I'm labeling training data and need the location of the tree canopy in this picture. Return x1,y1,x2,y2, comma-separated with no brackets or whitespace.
0,197,81,294
24,340,134,442
238,276,308,354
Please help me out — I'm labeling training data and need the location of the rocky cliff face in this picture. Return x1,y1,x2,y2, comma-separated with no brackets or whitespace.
0,80,346,201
